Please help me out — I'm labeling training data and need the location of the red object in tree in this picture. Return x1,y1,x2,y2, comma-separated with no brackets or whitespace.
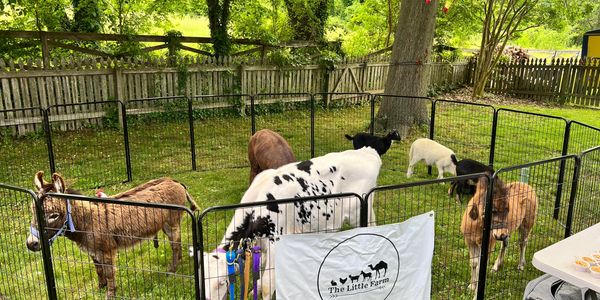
443,6,449,13
425,0,431,4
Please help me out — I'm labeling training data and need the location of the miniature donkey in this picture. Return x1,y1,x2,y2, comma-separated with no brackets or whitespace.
26,171,198,299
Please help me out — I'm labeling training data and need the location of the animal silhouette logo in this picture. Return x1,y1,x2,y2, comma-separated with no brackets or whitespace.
317,233,401,300
368,260,388,278
360,270,372,281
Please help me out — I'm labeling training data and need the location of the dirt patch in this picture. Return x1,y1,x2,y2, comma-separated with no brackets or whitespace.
434,86,564,108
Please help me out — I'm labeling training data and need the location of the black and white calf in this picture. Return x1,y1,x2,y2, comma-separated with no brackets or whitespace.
448,157,495,201
202,147,382,300
344,130,401,156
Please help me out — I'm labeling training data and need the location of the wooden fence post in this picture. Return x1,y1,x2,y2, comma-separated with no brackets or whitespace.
361,62,368,92
559,62,572,104
40,32,50,69
321,65,331,107
113,68,124,126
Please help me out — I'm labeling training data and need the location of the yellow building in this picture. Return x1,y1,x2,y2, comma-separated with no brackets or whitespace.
582,28,600,58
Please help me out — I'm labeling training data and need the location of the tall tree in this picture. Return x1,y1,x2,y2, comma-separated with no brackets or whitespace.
207,0,232,56
472,0,538,97
284,0,329,41
72,0,102,32
376,0,439,135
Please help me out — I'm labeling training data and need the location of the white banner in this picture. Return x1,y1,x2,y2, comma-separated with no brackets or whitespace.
275,211,434,300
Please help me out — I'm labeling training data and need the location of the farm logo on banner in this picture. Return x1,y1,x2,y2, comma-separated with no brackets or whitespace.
275,211,434,300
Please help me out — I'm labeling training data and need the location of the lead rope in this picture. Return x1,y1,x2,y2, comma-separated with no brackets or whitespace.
226,241,237,300
237,241,246,300
243,239,252,300
252,242,261,300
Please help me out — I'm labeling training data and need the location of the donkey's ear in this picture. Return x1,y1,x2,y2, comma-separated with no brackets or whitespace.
469,203,479,220
51,173,65,193
34,171,46,190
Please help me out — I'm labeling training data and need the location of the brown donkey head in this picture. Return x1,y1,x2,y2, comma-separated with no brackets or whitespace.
26,171,75,251
468,175,509,240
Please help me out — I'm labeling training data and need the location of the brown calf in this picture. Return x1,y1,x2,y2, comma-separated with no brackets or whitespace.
26,171,198,299
460,175,537,293
248,129,296,183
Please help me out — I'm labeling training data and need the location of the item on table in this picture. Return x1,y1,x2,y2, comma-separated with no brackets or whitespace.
582,256,596,264
574,259,591,272
590,265,600,278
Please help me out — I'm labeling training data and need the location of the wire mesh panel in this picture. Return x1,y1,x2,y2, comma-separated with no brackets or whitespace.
370,95,432,182
493,109,568,169
313,93,372,157
0,184,50,299
198,194,363,300
253,93,312,161
190,95,252,171
568,121,600,154
126,97,192,180
571,146,600,234
480,157,577,300
0,108,49,187
46,101,127,189
432,100,494,166
44,194,198,299
365,174,484,299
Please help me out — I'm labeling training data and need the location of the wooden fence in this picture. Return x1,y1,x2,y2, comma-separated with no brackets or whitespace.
487,58,600,106
0,57,471,134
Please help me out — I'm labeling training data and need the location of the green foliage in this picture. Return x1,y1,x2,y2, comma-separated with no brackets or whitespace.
72,0,102,33
284,0,330,41
206,0,233,56
102,105,121,130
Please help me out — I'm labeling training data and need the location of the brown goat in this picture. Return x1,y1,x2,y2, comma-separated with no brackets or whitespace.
26,171,198,299
248,129,296,183
460,175,537,293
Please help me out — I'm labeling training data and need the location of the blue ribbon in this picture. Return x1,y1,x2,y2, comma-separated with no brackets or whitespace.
226,248,237,300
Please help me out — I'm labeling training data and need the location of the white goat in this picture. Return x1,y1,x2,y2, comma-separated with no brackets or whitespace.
406,138,457,179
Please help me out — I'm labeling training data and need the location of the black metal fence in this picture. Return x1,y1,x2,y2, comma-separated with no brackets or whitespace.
1,92,600,299
1,93,599,190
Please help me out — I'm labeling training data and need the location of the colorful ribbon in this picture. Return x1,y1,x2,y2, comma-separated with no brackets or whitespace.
252,244,261,300
237,245,246,300
226,246,237,300
244,243,252,300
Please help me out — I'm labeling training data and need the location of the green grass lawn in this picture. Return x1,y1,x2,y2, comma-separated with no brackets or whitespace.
0,97,599,299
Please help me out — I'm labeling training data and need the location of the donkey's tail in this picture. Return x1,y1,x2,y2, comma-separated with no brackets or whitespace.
175,180,200,211
344,134,354,140
185,190,199,211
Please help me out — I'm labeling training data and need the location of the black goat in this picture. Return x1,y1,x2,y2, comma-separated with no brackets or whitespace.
449,156,495,201
344,130,401,156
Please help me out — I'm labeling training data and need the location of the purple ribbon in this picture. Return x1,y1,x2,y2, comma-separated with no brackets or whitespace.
252,245,261,300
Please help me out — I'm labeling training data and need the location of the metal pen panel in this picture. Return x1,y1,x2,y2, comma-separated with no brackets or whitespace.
125,96,191,180
189,94,253,171
0,107,49,187
253,93,312,161
45,101,127,188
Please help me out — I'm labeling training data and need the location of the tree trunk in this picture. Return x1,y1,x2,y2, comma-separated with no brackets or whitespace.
207,0,232,56
376,0,439,136
284,0,329,41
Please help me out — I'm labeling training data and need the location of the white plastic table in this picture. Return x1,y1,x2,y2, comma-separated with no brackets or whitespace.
532,222,600,299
